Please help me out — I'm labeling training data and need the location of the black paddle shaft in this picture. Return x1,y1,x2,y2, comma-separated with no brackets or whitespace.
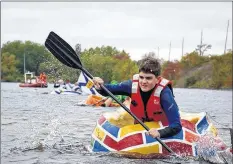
44,31,176,155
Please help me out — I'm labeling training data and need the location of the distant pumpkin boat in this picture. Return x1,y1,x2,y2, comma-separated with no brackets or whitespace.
90,109,220,157
85,95,120,107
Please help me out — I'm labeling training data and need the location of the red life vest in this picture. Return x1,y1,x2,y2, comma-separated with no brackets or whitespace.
130,74,172,126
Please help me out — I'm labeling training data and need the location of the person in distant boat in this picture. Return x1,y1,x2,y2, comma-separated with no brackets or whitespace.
56,79,67,89
65,79,75,90
54,80,60,88
93,56,182,138
57,79,64,85
85,80,129,107
39,72,47,83
72,82,82,92
99,80,128,107
100,96,128,107
85,94,130,107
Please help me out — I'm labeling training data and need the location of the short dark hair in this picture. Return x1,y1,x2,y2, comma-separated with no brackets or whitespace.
139,56,161,77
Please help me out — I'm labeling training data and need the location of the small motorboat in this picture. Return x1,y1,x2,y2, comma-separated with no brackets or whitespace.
19,82,47,88
19,71,48,88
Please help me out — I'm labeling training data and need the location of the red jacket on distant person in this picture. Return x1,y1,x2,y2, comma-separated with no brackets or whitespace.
39,72,47,83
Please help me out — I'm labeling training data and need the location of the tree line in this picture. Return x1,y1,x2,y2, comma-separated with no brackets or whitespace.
161,50,232,89
1,40,232,89
1,41,138,83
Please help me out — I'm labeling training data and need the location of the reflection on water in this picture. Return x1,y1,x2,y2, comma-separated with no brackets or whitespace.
1,82,232,164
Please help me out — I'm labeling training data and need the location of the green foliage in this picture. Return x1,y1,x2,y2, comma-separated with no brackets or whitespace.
1,41,139,83
1,40,50,81
180,51,210,70
2,39,232,90
1,52,20,81
80,46,138,83
163,51,232,89
210,51,232,89
185,76,197,87
192,80,212,89
39,53,80,83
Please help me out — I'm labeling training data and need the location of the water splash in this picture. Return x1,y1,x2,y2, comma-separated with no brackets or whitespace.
196,134,232,163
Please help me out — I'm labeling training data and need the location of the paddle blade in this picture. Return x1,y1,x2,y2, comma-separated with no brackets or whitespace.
45,31,82,69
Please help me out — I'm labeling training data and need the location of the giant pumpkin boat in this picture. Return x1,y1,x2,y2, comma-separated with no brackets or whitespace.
85,95,121,107
90,108,220,157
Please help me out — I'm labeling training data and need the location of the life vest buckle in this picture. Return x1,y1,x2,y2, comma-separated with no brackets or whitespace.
153,111,163,115
142,117,153,122
131,100,137,106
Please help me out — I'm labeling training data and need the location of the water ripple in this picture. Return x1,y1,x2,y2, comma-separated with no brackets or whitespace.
1,83,232,164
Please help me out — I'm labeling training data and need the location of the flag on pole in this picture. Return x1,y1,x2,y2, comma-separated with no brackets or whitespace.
77,72,101,95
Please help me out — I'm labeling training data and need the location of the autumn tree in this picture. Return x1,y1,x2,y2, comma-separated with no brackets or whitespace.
1,52,20,81
1,40,50,76
161,60,182,82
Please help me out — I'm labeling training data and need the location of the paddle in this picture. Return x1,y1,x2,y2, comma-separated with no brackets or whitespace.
45,31,177,156
45,31,82,68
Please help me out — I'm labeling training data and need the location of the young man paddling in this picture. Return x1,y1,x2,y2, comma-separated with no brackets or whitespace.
93,56,182,138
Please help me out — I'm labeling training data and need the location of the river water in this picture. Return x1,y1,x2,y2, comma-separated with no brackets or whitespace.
1,82,232,164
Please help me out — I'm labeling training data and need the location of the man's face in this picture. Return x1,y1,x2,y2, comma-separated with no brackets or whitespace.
138,72,158,92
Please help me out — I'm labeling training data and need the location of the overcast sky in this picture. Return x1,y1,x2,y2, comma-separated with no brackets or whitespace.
1,2,232,61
